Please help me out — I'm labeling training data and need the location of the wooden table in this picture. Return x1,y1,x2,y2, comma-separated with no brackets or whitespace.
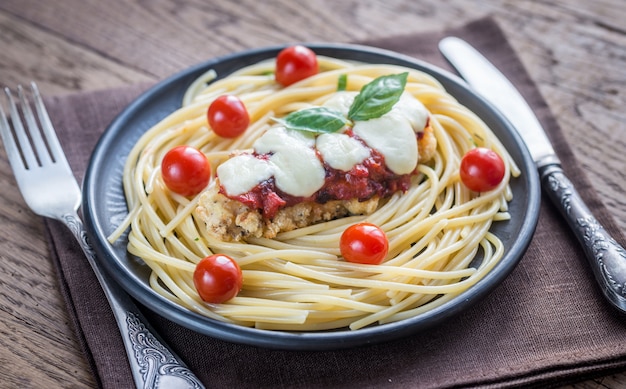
1,1,624,387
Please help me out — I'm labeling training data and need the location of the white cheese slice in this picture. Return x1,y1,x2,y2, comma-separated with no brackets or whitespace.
394,92,429,131
254,126,325,197
352,93,428,175
269,146,324,197
253,125,316,153
322,91,357,116
316,132,370,171
353,115,416,174
217,154,273,196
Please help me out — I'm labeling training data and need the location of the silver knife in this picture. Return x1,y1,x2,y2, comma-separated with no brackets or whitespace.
439,36,626,313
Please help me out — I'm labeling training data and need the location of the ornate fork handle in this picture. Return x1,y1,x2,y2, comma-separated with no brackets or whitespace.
61,211,205,389
540,163,626,312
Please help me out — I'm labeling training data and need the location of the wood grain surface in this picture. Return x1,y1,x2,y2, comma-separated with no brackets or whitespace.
0,1,624,388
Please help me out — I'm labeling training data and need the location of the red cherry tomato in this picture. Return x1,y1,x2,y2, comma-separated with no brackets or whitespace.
161,145,211,196
459,147,506,192
193,254,243,303
275,45,319,87
207,95,250,138
340,223,389,265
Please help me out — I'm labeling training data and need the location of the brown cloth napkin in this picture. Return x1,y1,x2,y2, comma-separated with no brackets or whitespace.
43,17,626,389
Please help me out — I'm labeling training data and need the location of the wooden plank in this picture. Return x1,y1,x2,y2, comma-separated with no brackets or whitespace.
494,2,626,231
0,10,153,96
0,148,96,387
0,0,488,78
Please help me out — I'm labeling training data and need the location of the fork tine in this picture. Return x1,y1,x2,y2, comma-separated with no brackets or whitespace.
0,99,26,173
17,84,53,166
3,87,38,170
30,82,67,165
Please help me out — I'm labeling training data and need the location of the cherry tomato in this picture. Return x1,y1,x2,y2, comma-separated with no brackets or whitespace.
275,45,318,87
207,95,250,138
161,145,211,196
459,147,506,192
193,254,243,303
340,222,389,265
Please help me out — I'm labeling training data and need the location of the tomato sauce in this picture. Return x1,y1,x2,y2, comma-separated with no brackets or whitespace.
224,147,413,219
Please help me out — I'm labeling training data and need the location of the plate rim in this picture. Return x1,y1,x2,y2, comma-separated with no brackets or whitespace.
82,42,541,350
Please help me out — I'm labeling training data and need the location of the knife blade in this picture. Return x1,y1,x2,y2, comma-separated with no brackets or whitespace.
439,36,626,314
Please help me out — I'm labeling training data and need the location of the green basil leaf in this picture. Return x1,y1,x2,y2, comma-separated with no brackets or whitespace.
348,72,408,121
281,107,348,134
337,74,348,91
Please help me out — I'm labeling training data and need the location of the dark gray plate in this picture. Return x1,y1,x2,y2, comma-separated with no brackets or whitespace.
82,43,541,350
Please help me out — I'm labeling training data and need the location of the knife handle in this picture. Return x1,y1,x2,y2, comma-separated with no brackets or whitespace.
539,163,626,313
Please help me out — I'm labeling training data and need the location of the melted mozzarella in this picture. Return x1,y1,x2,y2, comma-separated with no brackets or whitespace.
322,91,357,116
394,92,429,131
217,154,273,196
255,125,316,150
316,132,370,171
218,127,325,197
217,92,429,198
353,93,428,175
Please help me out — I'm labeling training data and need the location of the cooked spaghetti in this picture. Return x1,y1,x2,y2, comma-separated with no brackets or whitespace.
108,52,519,331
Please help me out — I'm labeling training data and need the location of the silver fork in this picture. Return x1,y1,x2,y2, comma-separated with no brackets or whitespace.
0,83,205,389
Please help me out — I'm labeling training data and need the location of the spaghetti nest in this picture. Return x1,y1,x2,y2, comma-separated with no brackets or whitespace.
109,55,519,331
